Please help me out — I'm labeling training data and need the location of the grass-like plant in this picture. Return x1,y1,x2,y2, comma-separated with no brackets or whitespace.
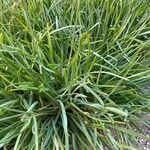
0,0,150,149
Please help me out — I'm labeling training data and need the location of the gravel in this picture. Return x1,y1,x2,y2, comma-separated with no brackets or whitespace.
137,125,150,150
132,113,150,150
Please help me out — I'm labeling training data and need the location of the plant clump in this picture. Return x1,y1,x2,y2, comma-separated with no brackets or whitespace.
0,0,150,149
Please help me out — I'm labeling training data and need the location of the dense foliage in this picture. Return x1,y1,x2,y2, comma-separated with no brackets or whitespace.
0,0,150,149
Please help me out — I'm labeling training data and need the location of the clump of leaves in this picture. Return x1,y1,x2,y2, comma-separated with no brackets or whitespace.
0,0,150,149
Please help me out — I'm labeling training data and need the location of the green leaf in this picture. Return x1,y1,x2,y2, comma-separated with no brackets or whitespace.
58,101,69,150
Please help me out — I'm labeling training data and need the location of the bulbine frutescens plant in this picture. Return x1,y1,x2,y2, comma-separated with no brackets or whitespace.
0,0,150,149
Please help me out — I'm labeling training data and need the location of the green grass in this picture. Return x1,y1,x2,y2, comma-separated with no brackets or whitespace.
0,0,150,149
